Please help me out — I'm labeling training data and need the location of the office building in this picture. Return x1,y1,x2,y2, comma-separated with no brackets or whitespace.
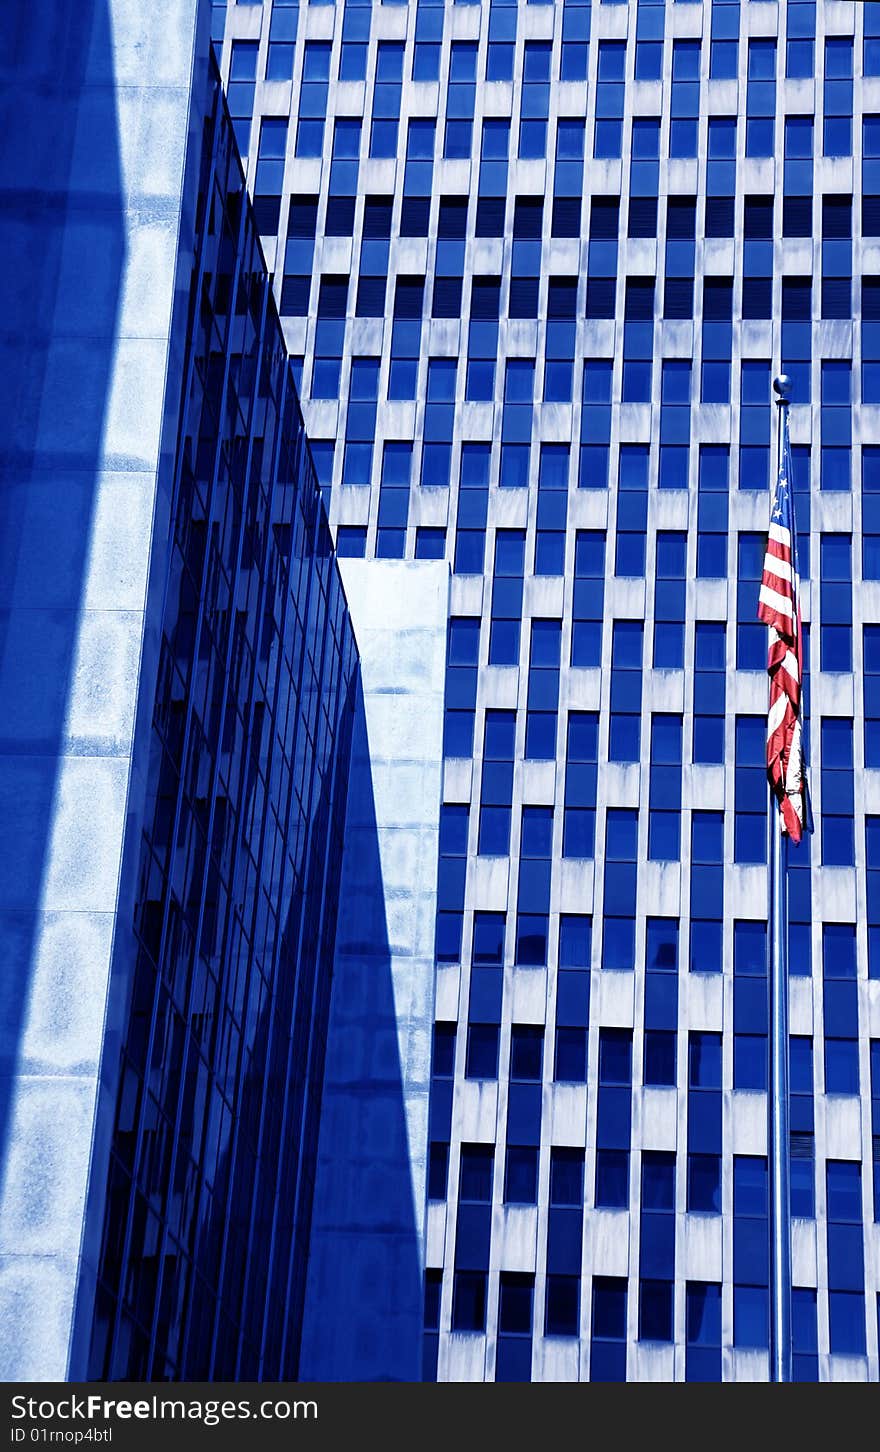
0,0,445,1382
210,0,880,1382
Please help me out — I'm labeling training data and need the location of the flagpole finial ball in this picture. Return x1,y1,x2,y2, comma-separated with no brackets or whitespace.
773,374,792,401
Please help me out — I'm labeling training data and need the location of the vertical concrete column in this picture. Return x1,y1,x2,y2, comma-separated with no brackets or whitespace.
0,0,205,1380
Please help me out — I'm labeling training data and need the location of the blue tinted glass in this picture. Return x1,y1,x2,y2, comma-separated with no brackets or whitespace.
689,1032,722,1088
472,911,505,964
827,1161,862,1221
786,116,814,158
231,41,259,80
826,1038,860,1095
596,1150,629,1208
689,920,723,974
598,42,626,82
708,118,736,158
466,1024,499,1079
644,1031,677,1086
688,1155,721,1213
413,43,441,82
632,119,661,159
734,1285,769,1349
734,1035,767,1091
790,1160,815,1219
466,360,495,400
505,1146,539,1204
303,42,331,81
829,1293,866,1356
599,1030,632,1083
594,119,623,159
544,360,573,402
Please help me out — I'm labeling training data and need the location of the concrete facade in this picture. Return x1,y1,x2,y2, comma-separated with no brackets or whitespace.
216,0,880,1382
0,0,206,1380
301,559,447,1379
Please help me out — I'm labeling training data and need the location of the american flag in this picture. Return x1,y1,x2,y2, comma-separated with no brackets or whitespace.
757,406,807,844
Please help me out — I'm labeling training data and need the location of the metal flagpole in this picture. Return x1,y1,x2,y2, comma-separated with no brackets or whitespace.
768,374,793,1383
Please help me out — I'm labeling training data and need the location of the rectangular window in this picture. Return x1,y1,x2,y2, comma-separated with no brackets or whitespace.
734,716,766,864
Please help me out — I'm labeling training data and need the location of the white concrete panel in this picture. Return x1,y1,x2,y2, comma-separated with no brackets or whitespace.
549,1085,588,1147
444,1334,487,1382
0,1080,97,1257
821,1096,863,1160
590,1211,630,1278
434,965,462,1024
0,1257,79,1382
63,611,144,755
470,856,511,911
533,1338,579,1383
635,1343,674,1382
1,912,114,1077
40,757,130,914
81,473,156,612
827,1356,869,1383
730,1093,768,1156
510,969,548,1025
496,1207,538,1273
458,1081,500,1145
596,970,635,1028
684,1214,723,1283
638,1088,679,1151
731,1349,770,1383
685,973,724,1032
792,1220,818,1288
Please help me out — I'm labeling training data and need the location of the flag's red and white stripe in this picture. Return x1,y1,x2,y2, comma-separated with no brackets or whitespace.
757,418,806,842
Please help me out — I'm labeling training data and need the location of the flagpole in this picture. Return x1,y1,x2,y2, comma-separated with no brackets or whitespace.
768,374,793,1383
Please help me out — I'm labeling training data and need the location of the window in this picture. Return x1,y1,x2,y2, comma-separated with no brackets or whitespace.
472,912,504,966
821,717,854,867
504,1146,538,1206
452,1271,487,1332
734,921,768,1092
428,1142,449,1200
562,712,598,865
546,1276,580,1337
230,41,259,80
595,1149,628,1208
648,717,682,861
465,1023,499,1080
823,924,859,1096
688,1029,722,1215
688,1154,721,1214
733,1157,769,1349
336,526,366,558
643,918,678,1084
595,1028,632,1212
690,810,723,975
735,716,766,864
510,1025,543,1083
591,1279,627,1382
826,1161,867,1355
609,620,643,763
416,527,445,560
653,534,686,667
497,1273,534,1350
686,1283,721,1381
693,622,726,766
820,534,852,671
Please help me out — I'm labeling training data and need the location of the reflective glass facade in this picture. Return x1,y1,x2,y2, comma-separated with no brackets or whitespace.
215,0,880,1382
77,59,359,1380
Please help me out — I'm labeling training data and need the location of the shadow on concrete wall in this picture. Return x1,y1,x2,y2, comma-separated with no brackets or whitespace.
0,0,124,1196
300,680,425,1381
